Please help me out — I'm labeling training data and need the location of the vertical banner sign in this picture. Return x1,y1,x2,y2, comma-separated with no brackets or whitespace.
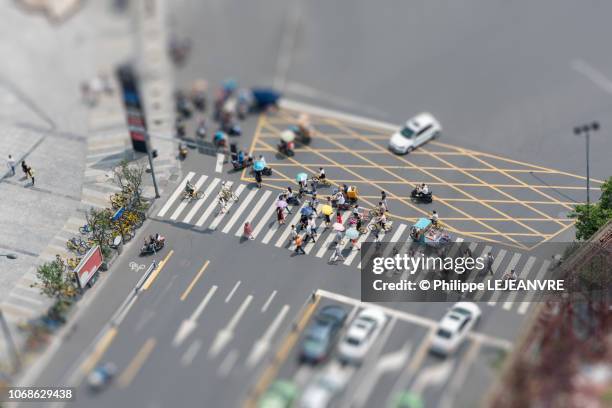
116,64,149,153
74,246,103,289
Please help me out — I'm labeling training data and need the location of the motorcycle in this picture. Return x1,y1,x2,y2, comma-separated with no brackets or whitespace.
231,155,253,170
88,363,117,392
277,141,295,157
411,188,433,204
178,143,188,160
140,235,165,255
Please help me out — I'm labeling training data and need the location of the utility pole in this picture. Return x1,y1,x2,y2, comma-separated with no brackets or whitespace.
573,122,599,207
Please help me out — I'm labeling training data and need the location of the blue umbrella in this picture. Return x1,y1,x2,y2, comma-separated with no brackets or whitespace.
253,160,265,171
296,172,308,182
345,228,359,240
222,79,237,93
251,88,281,107
300,206,314,216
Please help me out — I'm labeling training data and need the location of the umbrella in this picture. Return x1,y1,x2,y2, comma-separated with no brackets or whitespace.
222,78,237,92
251,88,281,106
301,206,314,216
321,205,333,216
345,228,359,239
253,160,265,171
281,130,295,143
296,172,308,182
276,200,288,209
333,222,345,232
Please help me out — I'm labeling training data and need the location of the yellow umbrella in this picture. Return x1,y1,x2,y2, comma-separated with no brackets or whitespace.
321,205,333,216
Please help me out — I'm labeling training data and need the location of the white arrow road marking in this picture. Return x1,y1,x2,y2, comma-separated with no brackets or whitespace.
410,359,455,394
438,340,481,408
180,340,202,367
218,349,239,378
209,295,253,358
173,285,217,347
246,305,290,368
261,290,277,313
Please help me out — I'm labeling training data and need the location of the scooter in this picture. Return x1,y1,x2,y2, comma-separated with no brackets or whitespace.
411,188,433,204
140,235,165,255
277,141,295,157
88,363,117,392
231,155,253,170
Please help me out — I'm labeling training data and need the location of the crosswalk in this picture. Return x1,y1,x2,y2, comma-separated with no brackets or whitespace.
156,174,561,316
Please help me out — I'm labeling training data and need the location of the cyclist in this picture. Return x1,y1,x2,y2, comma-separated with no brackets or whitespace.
185,180,196,197
318,167,326,181
421,183,430,195
503,269,517,280
218,181,232,212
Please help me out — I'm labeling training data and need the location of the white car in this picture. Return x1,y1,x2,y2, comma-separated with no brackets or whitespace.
430,302,481,356
388,112,441,154
298,363,351,408
337,307,387,364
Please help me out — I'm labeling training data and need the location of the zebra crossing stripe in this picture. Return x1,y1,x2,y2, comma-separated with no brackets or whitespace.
503,256,536,310
253,199,281,239
209,184,245,231
517,260,550,314
357,226,388,269
157,172,195,217
343,220,376,266
223,189,258,234
488,252,521,305
194,179,226,227
183,178,221,224
304,212,325,254
466,245,492,284
446,237,465,258
474,249,506,301
170,175,208,220
274,204,306,248
234,191,272,236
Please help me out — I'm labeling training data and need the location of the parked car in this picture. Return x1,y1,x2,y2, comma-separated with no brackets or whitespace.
300,305,348,363
430,302,481,356
390,391,425,408
258,380,298,408
337,307,387,364
299,363,351,408
388,112,441,154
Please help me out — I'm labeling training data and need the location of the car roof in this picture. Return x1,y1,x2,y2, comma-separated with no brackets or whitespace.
319,305,347,321
439,311,467,332
358,307,386,322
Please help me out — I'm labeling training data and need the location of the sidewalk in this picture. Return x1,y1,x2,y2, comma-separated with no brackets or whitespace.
0,0,178,377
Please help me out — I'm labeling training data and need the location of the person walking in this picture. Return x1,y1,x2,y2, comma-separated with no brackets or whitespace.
485,252,494,275
381,191,389,212
329,243,345,263
334,229,343,244
308,217,318,242
254,170,262,188
289,225,297,244
26,164,35,185
21,160,28,178
294,234,305,255
336,211,343,224
243,221,255,240
6,155,15,176
276,206,286,225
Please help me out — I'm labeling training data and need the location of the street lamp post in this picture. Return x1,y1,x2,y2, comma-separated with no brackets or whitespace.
573,122,599,207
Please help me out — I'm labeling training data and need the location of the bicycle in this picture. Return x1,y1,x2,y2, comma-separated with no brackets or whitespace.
66,237,88,255
310,176,331,187
368,220,393,232
182,189,205,200
79,224,92,235
67,257,82,270
369,207,384,218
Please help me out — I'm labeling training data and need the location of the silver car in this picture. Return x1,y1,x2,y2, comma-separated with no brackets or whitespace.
388,112,442,154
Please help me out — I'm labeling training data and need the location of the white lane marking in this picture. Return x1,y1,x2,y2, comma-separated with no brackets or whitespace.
315,210,350,258
488,252,522,305
170,175,208,220
180,340,202,367
173,286,218,347
474,249,506,301
195,179,226,227
438,341,482,408
503,256,536,310
225,281,241,303
215,153,225,173
280,99,397,132
223,189,258,234
357,227,388,269
252,199,280,239
274,204,306,247
446,237,465,259
209,295,253,358
518,260,551,314
246,304,290,368
234,191,272,236
209,184,245,230
217,349,239,378
261,290,277,313
343,221,374,266
261,215,281,244
157,172,195,216
183,177,221,223
572,59,612,94
410,359,455,395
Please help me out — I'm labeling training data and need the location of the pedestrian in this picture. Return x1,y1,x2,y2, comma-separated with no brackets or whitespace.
26,164,35,185
308,217,318,241
329,243,345,263
311,193,319,211
323,212,331,228
372,227,381,244
289,224,297,243
254,170,262,188
243,222,255,240
381,191,388,212
294,234,305,255
6,155,15,176
430,210,439,226
335,230,343,244
350,237,359,251
336,211,343,224
485,252,494,275
276,206,285,224
21,160,28,177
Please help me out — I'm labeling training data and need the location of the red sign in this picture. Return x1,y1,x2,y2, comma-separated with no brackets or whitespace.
74,246,103,288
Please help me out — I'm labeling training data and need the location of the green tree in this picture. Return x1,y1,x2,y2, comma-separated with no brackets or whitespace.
33,259,75,300
570,176,612,240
